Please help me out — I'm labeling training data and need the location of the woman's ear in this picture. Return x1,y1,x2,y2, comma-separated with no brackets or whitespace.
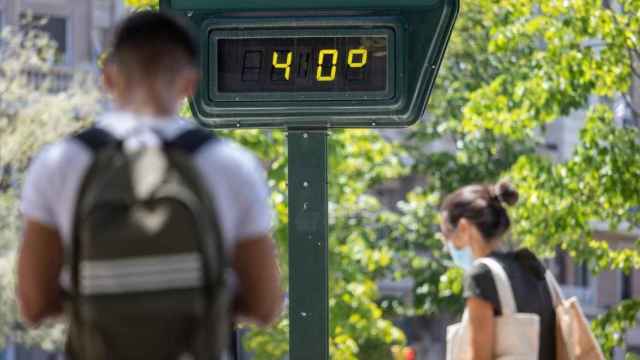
453,218,471,248
460,219,485,250
449,219,469,249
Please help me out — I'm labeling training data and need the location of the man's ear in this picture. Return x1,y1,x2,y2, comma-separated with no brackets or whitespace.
178,67,200,98
102,63,119,95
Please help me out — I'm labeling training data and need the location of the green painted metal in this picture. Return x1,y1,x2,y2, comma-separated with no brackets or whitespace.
287,130,329,360
158,2,458,358
160,0,459,129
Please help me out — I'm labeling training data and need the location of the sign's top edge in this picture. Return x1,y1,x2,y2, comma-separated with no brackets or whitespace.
166,0,444,11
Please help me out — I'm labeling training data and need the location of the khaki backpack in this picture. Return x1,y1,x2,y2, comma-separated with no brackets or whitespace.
64,127,229,360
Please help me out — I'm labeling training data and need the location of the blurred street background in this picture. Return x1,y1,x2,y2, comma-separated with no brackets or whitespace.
1,0,639,359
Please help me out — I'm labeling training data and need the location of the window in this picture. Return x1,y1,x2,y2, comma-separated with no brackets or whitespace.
575,262,590,287
20,13,69,62
553,248,568,284
614,98,639,128
92,27,111,61
621,272,633,300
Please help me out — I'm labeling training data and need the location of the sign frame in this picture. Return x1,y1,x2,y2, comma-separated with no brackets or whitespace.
194,16,406,129
162,0,459,129
160,2,458,360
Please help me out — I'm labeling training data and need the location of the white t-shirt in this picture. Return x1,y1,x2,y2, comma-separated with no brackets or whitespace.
21,111,273,283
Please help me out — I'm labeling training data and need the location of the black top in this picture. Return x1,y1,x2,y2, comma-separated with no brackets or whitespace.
463,249,556,360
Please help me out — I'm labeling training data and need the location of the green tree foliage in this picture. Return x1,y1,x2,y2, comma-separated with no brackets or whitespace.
344,0,640,356
593,300,640,356
5,0,636,357
460,0,634,138
510,106,640,269
239,130,410,360
0,25,100,348
123,0,158,9
444,0,640,356
398,2,540,317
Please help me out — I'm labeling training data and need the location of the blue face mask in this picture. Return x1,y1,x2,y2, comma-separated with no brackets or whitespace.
448,243,474,271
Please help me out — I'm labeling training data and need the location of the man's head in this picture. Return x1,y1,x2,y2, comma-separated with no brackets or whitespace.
104,11,199,116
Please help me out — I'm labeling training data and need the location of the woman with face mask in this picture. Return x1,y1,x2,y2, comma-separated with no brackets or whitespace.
441,181,556,360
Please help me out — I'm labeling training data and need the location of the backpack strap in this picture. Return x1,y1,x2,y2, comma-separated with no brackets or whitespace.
544,270,564,307
164,128,220,288
75,127,217,154
73,127,117,153
70,127,114,298
167,128,218,155
476,257,518,315
166,127,226,358
66,127,119,350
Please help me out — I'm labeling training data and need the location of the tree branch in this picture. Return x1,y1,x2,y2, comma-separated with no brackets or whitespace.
622,94,640,122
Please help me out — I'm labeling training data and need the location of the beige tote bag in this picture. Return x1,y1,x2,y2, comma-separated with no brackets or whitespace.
544,271,605,360
447,258,540,360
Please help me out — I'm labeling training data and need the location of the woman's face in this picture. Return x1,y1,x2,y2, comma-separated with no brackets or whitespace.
440,217,471,250
441,217,477,270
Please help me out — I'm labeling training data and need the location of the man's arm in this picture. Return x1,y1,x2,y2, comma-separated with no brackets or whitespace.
17,219,64,326
232,235,283,327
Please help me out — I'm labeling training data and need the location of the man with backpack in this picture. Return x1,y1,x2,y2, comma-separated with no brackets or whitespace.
16,11,283,359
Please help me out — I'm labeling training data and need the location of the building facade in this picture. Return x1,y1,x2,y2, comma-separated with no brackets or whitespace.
0,0,127,67
546,98,640,358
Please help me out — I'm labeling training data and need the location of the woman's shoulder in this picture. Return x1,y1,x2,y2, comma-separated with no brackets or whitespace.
464,254,509,291
467,261,492,279
466,252,510,278
463,261,501,312
465,248,546,287
463,261,495,295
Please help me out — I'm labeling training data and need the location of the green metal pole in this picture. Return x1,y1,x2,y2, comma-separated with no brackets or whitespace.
288,129,329,360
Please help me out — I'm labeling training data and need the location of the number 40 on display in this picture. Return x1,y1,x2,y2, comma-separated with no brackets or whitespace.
272,48,368,82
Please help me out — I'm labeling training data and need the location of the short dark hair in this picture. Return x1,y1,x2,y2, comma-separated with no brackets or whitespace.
441,181,519,242
110,10,198,77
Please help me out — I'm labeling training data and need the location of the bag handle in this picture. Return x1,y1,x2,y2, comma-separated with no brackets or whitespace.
544,270,564,307
476,258,518,315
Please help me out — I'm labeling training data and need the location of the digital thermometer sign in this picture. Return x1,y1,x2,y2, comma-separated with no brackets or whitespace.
216,35,389,95
211,29,393,101
162,0,459,129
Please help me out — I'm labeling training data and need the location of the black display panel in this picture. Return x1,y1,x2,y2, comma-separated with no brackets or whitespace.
217,36,388,93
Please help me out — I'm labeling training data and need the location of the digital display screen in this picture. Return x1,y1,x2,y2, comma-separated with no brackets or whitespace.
216,36,389,93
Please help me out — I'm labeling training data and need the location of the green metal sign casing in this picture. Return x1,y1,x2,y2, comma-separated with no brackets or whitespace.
160,2,458,359
160,0,458,129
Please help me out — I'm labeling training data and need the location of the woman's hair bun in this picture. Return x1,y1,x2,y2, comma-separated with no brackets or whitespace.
495,181,519,206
